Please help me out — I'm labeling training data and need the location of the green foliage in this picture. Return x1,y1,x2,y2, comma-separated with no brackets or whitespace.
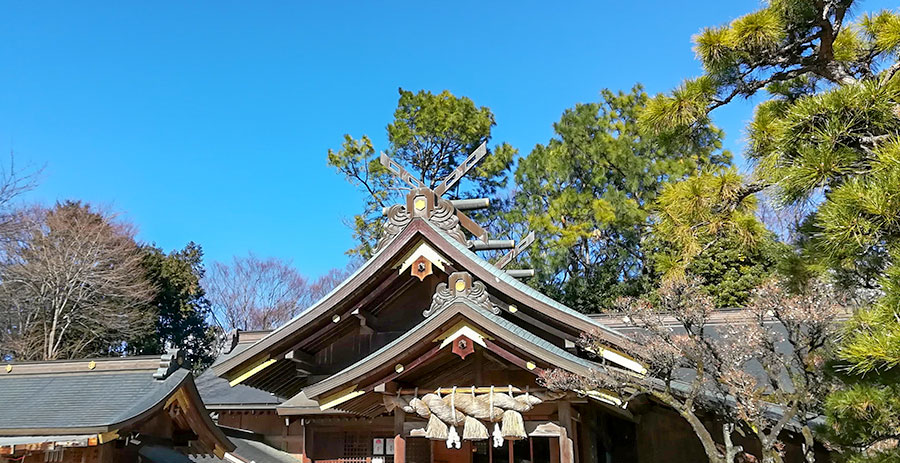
862,10,900,54
654,2,900,459
750,79,900,202
650,169,783,307
130,242,217,370
824,368,900,463
512,85,730,312
815,139,900,273
839,246,900,375
328,88,515,257
642,2,900,136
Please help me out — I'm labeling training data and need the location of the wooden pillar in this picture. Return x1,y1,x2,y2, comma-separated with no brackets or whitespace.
550,438,560,463
558,402,575,463
282,415,290,452
579,405,599,463
302,419,312,463
394,409,406,463
98,442,114,463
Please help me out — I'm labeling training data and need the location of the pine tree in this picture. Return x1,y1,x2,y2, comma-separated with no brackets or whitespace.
640,1,900,459
650,169,785,308
512,85,730,312
131,242,218,370
327,88,515,258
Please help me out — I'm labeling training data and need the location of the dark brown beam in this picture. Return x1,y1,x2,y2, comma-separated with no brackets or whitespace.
483,339,544,376
361,343,444,393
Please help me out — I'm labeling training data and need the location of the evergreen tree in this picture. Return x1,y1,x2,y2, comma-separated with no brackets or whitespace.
131,242,218,370
328,88,515,258
641,2,900,459
512,85,730,312
651,169,785,308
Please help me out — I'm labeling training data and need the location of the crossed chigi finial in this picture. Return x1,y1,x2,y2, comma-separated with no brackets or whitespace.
378,143,534,274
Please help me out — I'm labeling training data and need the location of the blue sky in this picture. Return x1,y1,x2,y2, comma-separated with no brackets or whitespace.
1,1,895,277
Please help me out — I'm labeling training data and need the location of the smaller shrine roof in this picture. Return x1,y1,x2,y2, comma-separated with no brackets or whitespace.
298,297,605,405
196,369,283,410
0,351,233,458
200,330,284,409
0,354,187,434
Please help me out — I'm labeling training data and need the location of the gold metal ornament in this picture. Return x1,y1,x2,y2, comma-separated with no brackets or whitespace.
414,198,427,211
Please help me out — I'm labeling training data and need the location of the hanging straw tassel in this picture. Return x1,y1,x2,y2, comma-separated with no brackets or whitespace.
490,386,503,448
463,415,489,440
426,414,448,440
501,385,526,440
462,387,488,441
501,409,526,440
448,387,461,449
426,389,448,440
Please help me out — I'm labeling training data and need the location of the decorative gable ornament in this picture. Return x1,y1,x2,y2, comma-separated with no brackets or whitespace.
437,323,489,361
398,242,447,281
375,143,492,253
450,335,475,360
378,189,466,251
424,272,498,317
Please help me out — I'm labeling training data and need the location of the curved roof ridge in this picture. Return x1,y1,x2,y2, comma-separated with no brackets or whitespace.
213,217,636,381
421,220,628,341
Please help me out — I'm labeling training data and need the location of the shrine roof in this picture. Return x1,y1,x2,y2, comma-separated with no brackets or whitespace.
0,351,232,458
196,369,283,410
298,297,604,403
213,218,632,382
200,330,284,409
0,356,186,434
190,427,302,463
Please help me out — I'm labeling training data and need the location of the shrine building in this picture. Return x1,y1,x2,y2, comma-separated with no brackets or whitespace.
211,146,653,463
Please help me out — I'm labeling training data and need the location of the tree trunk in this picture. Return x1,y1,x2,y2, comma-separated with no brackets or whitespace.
679,409,726,463
722,423,743,463
801,426,816,463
